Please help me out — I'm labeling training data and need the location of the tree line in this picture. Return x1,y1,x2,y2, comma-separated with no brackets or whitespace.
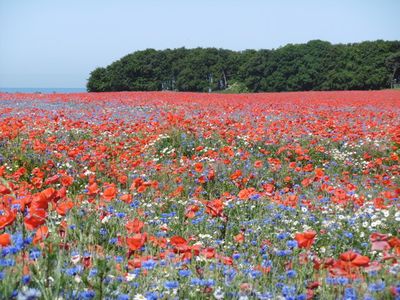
87,40,400,92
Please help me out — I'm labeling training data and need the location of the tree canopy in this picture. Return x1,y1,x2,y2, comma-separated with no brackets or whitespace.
87,40,400,92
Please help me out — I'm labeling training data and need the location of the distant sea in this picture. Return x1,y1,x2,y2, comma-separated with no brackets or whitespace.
0,87,86,93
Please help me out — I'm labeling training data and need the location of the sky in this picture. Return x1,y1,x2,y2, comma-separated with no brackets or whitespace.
0,0,399,88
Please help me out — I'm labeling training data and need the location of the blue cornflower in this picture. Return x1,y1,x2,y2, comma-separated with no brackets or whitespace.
344,232,353,239
117,294,130,300
260,245,268,255
286,270,297,278
337,277,349,285
79,290,95,299
12,233,24,250
250,270,262,279
160,218,169,224
262,259,272,268
203,279,215,286
24,236,33,245
106,237,116,245
164,280,179,289
65,265,83,276
282,285,296,297
115,212,126,218
0,258,15,267
178,269,191,278
343,287,357,300
326,277,337,285
167,252,176,259
129,281,139,289
1,246,11,256
89,268,98,277
368,281,385,292
142,259,157,270
276,249,292,256
277,232,289,240
104,275,113,284
22,275,30,284
155,231,167,237
191,217,203,225
29,248,41,260
223,268,236,281
130,200,140,208
115,256,124,263
232,253,241,260
320,197,330,203
190,278,215,286
368,270,378,277
11,203,21,210
250,194,261,200
17,288,41,300
275,282,284,289
286,240,298,248
145,291,162,300
256,291,273,300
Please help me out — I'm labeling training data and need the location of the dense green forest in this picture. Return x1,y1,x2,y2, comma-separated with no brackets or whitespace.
87,40,400,92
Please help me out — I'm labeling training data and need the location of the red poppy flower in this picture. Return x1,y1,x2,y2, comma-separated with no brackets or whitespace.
126,233,147,251
0,184,11,195
170,235,189,252
238,188,256,200
87,183,99,195
185,205,199,219
194,162,203,173
295,231,316,249
205,199,224,217
103,186,117,201
234,233,245,243
200,247,216,259
370,232,391,251
0,209,16,230
56,201,74,216
61,175,74,187
120,194,133,203
33,225,49,244
339,250,370,268
24,208,47,231
230,170,242,180
126,218,144,234
0,233,11,246
254,160,263,168
44,174,59,185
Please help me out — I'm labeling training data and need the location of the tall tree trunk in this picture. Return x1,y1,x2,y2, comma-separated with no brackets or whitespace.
222,69,228,88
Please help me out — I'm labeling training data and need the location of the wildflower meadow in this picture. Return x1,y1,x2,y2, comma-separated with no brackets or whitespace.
0,90,399,299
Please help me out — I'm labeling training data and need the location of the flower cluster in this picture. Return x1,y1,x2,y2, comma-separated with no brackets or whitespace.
0,90,399,299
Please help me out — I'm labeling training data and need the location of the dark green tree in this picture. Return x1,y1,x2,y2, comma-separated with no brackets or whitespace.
87,40,400,92
386,51,400,87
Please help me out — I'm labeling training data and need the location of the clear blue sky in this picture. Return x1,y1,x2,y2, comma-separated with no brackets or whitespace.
0,0,399,88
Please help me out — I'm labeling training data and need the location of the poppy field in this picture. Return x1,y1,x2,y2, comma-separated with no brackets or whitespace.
0,90,399,300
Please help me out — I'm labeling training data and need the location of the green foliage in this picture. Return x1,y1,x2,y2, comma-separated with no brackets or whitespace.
385,51,400,86
216,81,249,93
87,40,400,92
